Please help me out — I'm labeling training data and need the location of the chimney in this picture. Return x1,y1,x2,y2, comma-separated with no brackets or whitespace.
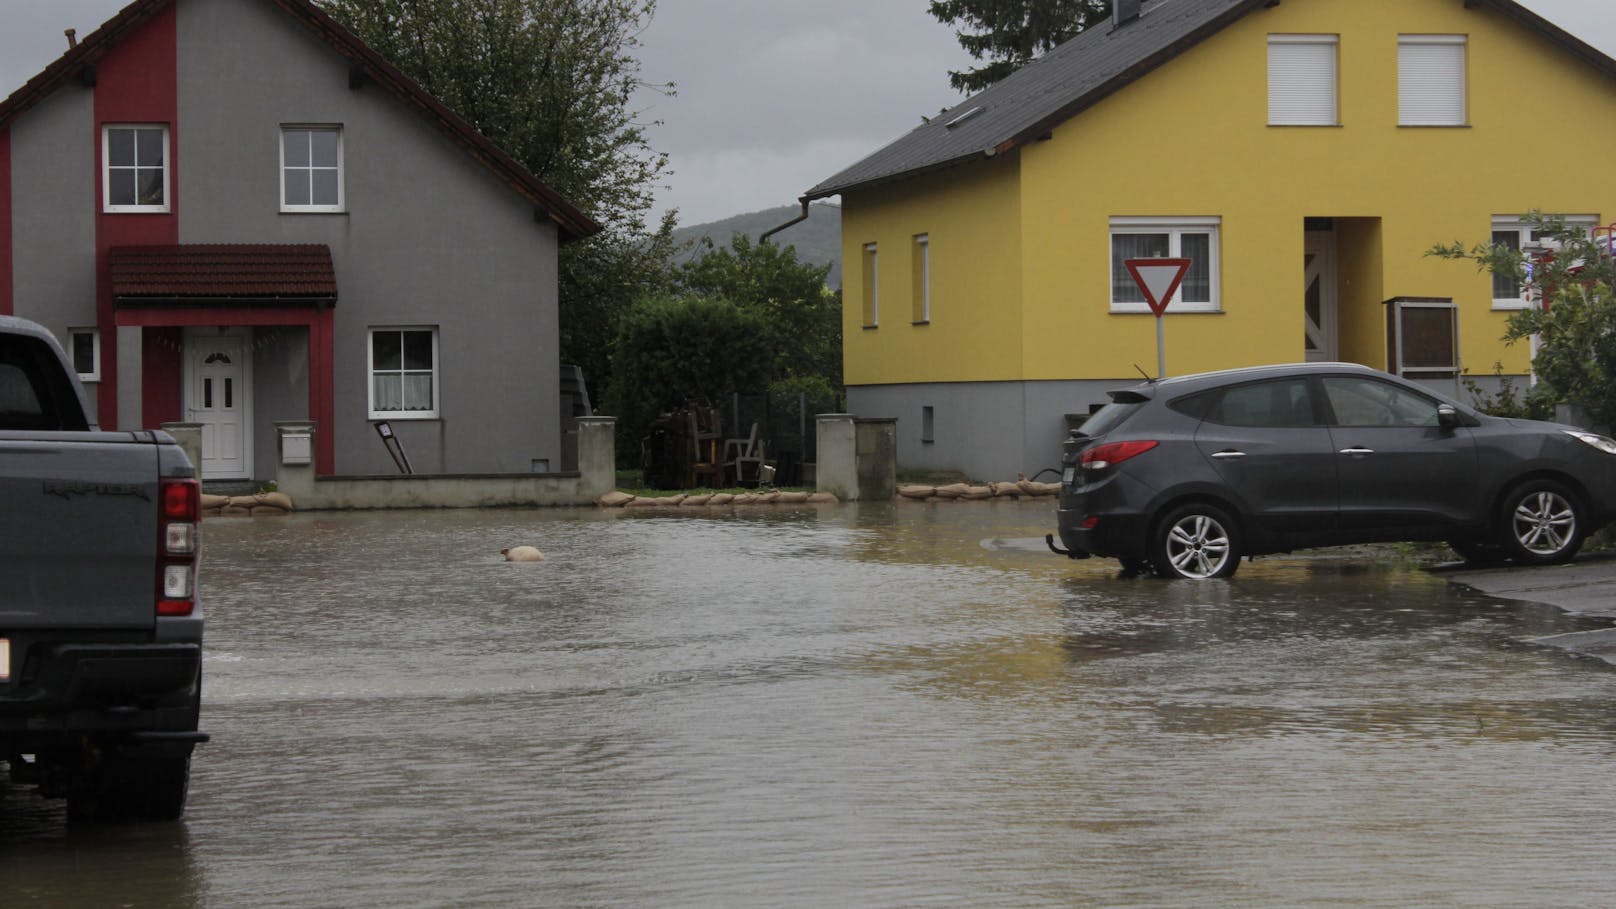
1113,0,1142,28
65,28,77,49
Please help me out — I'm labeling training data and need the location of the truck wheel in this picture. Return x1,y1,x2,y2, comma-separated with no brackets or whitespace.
1152,503,1241,579
1500,480,1584,565
68,749,191,822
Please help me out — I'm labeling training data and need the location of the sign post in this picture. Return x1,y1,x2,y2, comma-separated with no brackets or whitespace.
1124,257,1191,378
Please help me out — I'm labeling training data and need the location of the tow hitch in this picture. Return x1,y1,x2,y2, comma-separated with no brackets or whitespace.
1046,534,1090,559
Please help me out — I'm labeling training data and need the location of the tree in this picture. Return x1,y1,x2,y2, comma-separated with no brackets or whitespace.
321,0,676,400
674,235,840,394
603,294,774,450
929,0,1109,92
1430,213,1616,430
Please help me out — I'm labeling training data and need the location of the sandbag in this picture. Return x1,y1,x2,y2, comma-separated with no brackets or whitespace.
254,491,294,511
806,492,839,504
933,483,968,499
897,485,936,499
596,490,635,507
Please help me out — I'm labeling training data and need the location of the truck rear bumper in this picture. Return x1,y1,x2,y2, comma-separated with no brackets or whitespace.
0,642,201,732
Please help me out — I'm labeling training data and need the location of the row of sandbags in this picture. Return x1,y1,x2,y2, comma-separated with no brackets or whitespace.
201,491,295,516
596,490,840,508
898,479,1060,501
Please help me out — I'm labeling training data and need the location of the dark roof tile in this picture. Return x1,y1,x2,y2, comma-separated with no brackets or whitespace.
110,244,337,301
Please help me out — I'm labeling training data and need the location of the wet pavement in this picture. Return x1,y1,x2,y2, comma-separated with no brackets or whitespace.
5,501,1616,908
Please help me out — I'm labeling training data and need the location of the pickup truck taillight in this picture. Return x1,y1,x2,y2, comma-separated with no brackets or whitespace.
158,479,200,617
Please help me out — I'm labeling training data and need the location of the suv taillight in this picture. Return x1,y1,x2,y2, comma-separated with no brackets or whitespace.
1080,440,1158,470
158,479,200,617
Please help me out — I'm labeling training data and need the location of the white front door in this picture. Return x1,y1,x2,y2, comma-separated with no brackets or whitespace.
185,328,252,479
1304,230,1339,362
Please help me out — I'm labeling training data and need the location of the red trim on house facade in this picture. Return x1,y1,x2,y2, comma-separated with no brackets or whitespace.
94,1,178,429
0,127,11,317
116,304,336,473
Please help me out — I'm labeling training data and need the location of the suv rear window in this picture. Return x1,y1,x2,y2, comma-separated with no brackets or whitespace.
1079,399,1144,437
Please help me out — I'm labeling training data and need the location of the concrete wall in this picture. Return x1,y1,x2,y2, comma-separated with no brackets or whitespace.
175,0,563,480
275,417,616,509
848,378,1118,482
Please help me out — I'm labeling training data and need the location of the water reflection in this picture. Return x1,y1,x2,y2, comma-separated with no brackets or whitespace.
4,502,1615,908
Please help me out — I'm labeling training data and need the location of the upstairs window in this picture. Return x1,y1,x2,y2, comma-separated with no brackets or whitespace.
911,234,930,324
1109,217,1221,313
1399,35,1467,126
282,127,344,212
368,327,439,419
103,125,169,212
1268,35,1339,126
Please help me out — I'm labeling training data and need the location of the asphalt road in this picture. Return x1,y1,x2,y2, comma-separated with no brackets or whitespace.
1440,551,1616,664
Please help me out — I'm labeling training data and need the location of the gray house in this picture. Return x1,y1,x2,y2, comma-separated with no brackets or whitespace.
0,0,598,481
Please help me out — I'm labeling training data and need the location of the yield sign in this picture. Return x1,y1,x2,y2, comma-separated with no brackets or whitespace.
1124,258,1191,317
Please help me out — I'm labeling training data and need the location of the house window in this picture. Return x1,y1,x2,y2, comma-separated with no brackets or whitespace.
102,125,169,212
282,127,343,211
922,405,935,443
68,328,100,382
861,243,879,328
1268,35,1339,126
912,234,930,324
1399,35,1467,126
368,327,439,419
1109,217,1221,313
1490,215,1597,308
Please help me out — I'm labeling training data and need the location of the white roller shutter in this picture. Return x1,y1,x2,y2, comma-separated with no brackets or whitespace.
1269,35,1339,126
1399,35,1467,126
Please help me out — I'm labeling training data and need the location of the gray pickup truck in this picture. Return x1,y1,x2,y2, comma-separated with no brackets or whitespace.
0,315,205,821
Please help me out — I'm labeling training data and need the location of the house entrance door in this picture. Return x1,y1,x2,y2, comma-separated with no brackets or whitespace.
185,328,253,480
1304,230,1339,362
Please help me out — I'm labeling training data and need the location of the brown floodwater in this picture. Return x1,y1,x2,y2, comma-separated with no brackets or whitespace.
5,500,1615,907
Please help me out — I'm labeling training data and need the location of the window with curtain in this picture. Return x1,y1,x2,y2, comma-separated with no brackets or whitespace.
1268,35,1339,126
1109,217,1220,313
1399,35,1467,126
369,327,439,418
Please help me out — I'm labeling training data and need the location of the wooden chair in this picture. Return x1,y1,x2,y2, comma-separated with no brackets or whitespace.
688,408,723,488
723,422,766,486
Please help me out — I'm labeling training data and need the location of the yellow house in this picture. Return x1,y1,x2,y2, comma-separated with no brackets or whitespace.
798,0,1616,481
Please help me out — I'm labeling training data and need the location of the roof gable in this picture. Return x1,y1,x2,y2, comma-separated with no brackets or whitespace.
808,0,1616,200
0,0,600,242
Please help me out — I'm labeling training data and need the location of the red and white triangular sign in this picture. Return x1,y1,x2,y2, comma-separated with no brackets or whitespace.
1124,258,1191,317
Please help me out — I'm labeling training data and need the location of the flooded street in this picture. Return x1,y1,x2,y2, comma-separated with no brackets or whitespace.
7,501,1616,907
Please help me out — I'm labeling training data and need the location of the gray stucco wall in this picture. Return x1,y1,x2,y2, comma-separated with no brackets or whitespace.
8,83,99,422
848,379,1119,482
175,0,563,478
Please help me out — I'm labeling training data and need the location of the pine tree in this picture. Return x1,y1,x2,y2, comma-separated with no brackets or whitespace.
929,0,1110,92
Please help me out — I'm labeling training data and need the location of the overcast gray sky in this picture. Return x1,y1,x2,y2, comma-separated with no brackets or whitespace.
3,0,1614,226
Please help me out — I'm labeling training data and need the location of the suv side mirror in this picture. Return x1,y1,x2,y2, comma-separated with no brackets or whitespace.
1437,404,1461,430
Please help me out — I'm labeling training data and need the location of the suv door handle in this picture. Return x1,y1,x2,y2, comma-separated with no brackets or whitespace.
1339,447,1375,455
1211,450,1246,459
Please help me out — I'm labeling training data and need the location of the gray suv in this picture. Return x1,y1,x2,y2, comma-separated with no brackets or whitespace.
1051,363,1616,579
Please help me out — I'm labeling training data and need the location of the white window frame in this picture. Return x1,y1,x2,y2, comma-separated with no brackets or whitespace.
102,124,170,213
912,234,931,324
367,327,440,420
1268,34,1339,126
862,243,880,328
68,328,100,383
1490,215,1598,310
1108,217,1222,314
280,125,345,213
1399,35,1467,127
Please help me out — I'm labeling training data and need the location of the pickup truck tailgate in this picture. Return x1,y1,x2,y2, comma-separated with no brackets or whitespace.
0,432,163,630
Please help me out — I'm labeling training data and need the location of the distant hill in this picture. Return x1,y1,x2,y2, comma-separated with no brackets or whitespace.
672,203,843,290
